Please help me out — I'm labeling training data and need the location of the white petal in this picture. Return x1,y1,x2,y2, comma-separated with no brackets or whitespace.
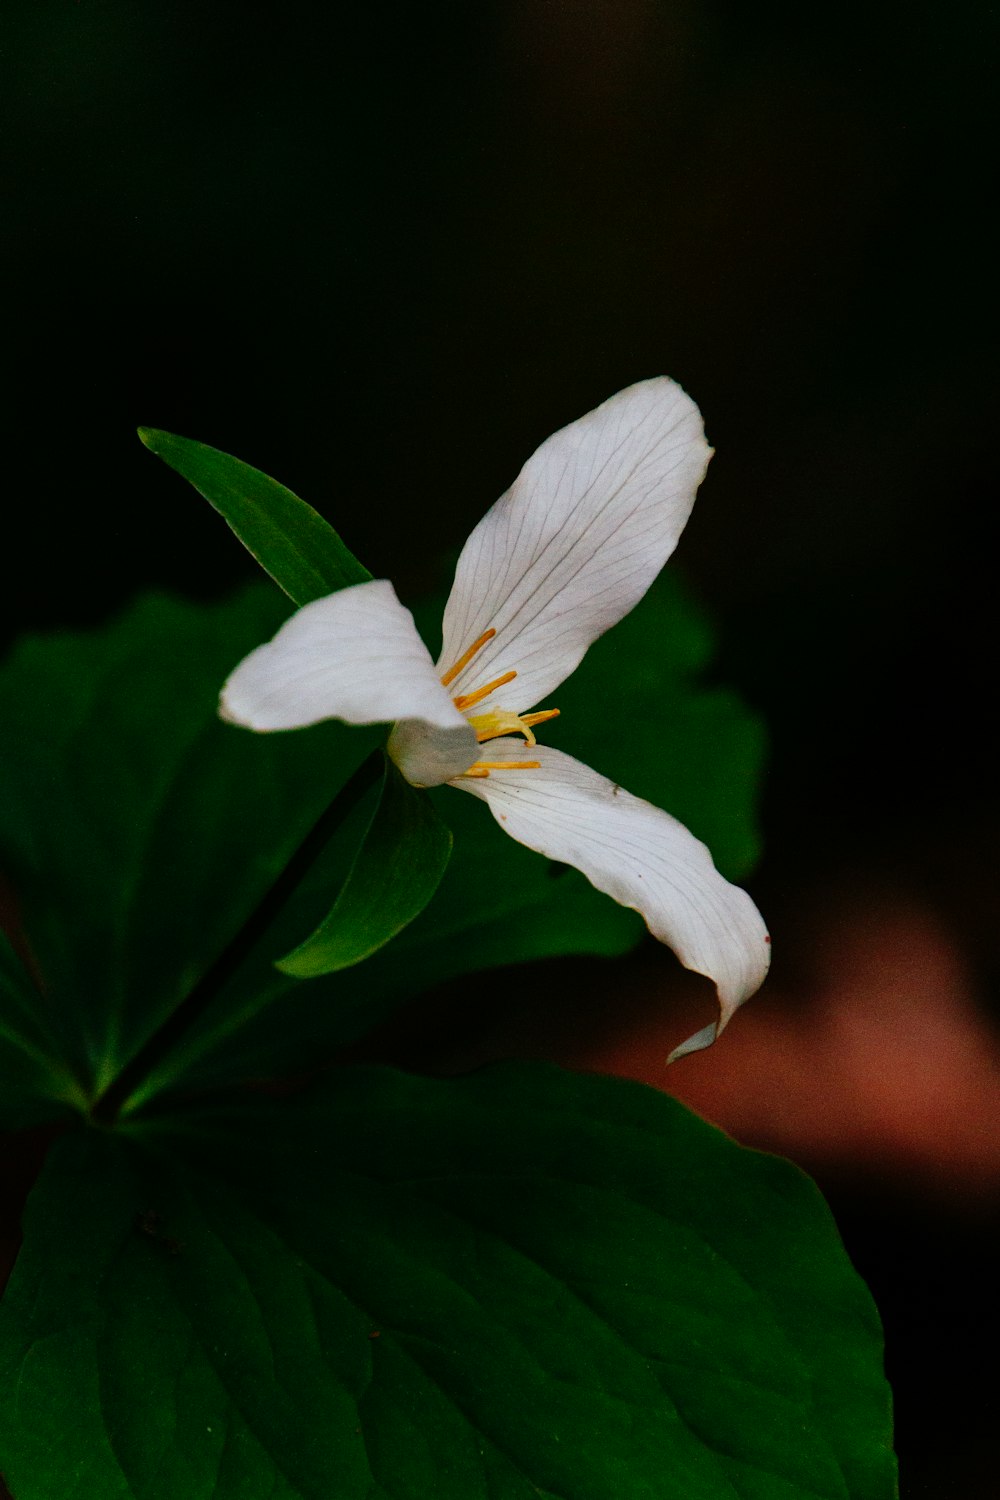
453,742,770,1056
439,379,712,715
221,579,478,786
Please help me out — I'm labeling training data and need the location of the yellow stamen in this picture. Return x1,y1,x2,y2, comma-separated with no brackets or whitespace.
474,760,541,770
440,628,496,688
467,705,559,747
460,759,542,779
453,670,517,712
468,709,534,745
442,627,561,756
476,724,531,745
520,709,560,730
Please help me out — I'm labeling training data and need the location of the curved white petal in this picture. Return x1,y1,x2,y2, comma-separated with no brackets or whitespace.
221,579,478,785
439,379,712,715
453,742,769,1056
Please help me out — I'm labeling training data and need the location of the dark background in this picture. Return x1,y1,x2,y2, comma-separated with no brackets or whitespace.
1,2,997,1494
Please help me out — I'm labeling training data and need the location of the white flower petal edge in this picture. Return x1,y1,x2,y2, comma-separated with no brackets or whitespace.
438,378,712,716
221,579,478,785
453,740,771,1060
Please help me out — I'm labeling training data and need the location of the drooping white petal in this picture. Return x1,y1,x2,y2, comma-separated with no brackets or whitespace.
439,379,712,715
453,742,770,1056
221,579,478,786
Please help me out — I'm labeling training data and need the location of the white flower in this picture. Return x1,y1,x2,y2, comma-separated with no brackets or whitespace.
220,379,770,1058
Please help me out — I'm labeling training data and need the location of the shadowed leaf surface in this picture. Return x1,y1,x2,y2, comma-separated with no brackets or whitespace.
0,588,376,1106
0,1066,896,1499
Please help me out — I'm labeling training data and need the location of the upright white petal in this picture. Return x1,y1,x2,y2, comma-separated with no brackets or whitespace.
454,741,770,1057
439,379,712,715
221,580,478,785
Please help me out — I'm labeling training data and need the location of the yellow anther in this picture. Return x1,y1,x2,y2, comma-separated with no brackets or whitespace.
460,759,542,779
467,705,560,747
474,760,541,770
453,670,517,712
468,708,537,745
442,627,560,758
440,628,495,688
520,709,560,731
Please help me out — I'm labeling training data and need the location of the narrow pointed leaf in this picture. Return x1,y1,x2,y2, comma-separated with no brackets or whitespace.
277,756,453,976
0,1066,897,1499
138,428,371,605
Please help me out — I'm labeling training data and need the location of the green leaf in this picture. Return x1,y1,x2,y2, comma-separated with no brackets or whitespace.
0,933,85,1127
0,585,632,1116
147,774,644,1098
0,588,381,1106
0,1067,897,1499
277,756,453,977
138,428,371,605
0,578,766,1113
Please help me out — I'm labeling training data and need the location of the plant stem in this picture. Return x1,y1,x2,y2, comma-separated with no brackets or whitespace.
90,748,384,1125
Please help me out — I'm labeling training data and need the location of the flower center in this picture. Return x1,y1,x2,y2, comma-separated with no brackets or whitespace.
440,628,560,778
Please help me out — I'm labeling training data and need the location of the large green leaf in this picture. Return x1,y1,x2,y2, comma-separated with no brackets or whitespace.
0,588,380,1106
0,1066,897,1499
138,429,371,605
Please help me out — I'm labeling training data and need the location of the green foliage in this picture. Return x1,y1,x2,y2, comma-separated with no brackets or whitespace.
138,428,371,605
0,575,762,1110
276,757,453,977
0,933,83,1129
0,1066,897,1500
154,771,645,1099
0,588,378,1106
0,555,897,1498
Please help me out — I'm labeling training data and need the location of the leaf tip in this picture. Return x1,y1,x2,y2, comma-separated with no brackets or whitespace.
274,952,309,978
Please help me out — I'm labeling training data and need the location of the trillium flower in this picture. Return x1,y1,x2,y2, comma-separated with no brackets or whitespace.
220,379,770,1058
